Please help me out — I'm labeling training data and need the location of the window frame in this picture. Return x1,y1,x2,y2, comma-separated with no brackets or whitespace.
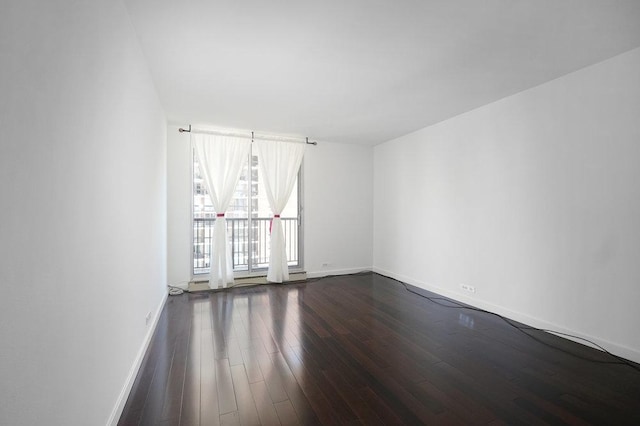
190,145,304,281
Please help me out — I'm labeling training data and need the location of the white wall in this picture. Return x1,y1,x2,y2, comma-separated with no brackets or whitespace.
304,140,373,276
0,2,167,425
167,125,373,283
167,125,192,286
374,47,640,363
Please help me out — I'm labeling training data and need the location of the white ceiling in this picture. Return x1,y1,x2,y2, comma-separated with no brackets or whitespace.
124,0,640,145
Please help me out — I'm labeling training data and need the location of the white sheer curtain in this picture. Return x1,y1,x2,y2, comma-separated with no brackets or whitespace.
192,134,250,289
255,140,305,283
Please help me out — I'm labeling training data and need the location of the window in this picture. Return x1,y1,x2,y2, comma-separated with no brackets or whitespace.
192,147,302,275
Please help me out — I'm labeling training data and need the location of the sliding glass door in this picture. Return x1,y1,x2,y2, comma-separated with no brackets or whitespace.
192,147,301,277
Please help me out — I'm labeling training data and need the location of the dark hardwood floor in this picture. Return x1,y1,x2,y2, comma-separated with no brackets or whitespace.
118,273,640,425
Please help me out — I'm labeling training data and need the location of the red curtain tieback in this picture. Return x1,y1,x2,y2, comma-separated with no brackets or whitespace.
269,215,280,234
216,213,225,217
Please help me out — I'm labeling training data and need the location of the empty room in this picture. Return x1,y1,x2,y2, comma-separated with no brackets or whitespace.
2,1,640,425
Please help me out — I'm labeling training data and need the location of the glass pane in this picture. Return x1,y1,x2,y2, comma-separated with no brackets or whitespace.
282,178,298,218
193,152,215,219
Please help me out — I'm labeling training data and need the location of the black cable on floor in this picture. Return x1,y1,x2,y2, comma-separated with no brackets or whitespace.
375,273,640,373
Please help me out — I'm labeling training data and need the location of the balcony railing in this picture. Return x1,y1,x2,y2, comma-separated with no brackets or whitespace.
193,217,299,274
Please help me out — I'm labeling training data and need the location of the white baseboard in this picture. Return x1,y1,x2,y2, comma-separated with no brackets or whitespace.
107,291,168,426
188,268,373,288
306,266,372,279
373,267,640,365
189,272,309,291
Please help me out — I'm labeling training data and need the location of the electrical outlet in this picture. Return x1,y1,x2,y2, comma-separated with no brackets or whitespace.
145,311,152,325
460,284,476,293
321,262,330,268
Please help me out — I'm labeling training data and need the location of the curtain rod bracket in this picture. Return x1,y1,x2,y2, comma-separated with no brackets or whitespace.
306,137,317,146
178,124,192,133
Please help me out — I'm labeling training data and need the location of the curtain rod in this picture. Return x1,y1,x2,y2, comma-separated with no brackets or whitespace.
178,125,318,145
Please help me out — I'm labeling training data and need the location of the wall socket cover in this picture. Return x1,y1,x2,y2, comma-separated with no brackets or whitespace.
460,284,476,293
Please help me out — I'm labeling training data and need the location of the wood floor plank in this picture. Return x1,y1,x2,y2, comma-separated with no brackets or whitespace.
267,351,321,425
119,273,640,426
160,329,189,424
230,364,261,426
253,349,289,404
215,358,237,416
273,400,299,425
179,301,201,426
321,367,385,426
358,386,405,426
136,341,175,426
226,338,245,367
241,347,265,384
200,300,221,426
279,346,344,424
219,411,240,426
249,380,281,426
